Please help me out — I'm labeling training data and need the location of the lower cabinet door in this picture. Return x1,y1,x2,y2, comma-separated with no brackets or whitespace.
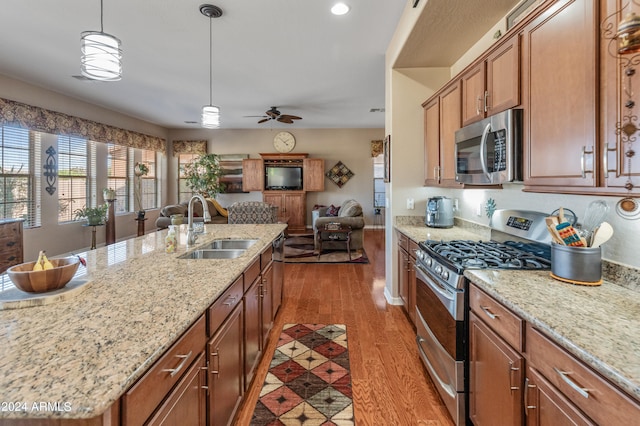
244,276,262,391
147,353,207,426
209,303,244,426
261,263,274,349
525,367,595,426
469,311,524,426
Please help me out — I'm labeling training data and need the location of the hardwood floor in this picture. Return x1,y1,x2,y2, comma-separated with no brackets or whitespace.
235,229,454,425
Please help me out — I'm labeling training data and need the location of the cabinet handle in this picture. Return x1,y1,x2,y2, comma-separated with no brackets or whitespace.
581,146,594,178
508,361,520,391
161,351,192,377
222,295,236,306
603,144,617,178
524,378,537,416
210,350,220,375
484,90,489,112
7,256,16,261
480,305,499,320
6,241,16,247
553,367,589,398
476,96,482,115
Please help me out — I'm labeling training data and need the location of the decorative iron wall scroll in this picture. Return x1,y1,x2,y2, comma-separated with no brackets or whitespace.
43,145,57,195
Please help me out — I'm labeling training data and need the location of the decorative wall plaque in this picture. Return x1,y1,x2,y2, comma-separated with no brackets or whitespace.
43,145,57,195
325,161,354,188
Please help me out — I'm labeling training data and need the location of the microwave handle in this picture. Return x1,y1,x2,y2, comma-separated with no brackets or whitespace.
480,122,492,181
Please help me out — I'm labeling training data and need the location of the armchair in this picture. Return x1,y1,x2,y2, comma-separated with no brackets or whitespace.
313,199,365,250
227,201,279,224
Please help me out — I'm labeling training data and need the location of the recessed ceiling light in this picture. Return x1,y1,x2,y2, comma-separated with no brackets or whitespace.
331,3,350,15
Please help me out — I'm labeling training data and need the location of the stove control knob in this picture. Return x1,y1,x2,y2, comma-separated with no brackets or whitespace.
425,258,432,267
441,270,449,280
435,265,442,274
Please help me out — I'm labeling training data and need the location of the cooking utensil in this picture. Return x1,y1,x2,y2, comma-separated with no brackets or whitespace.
582,200,609,239
591,222,614,248
551,208,577,226
555,222,586,247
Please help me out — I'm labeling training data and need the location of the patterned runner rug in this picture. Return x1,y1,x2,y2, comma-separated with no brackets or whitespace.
250,324,354,425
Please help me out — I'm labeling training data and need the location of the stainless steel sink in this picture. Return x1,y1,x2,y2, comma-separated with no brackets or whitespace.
203,239,258,250
179,249,246,259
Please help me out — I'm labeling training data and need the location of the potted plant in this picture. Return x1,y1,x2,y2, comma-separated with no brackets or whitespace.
74,203,108,226
181,154,226,198
133,162,149,219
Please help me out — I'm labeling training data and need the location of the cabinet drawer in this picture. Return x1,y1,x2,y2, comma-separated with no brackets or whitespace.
122,315,207,426
526,324,640,426
469,284,523,351
244,257,260,292
209,275,244,335
261,245,273,271
397,232,409,251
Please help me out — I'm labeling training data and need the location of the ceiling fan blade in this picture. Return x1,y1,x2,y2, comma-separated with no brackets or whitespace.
277,117,294,124
281,114,302,120
258,118,271,124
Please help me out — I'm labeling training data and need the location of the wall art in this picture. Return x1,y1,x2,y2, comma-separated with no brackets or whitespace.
43,145,57,195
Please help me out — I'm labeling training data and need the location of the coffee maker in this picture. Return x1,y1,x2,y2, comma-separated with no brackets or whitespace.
425,196,454,228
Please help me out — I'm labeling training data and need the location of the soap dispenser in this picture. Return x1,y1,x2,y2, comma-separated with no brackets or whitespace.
165,225,177,253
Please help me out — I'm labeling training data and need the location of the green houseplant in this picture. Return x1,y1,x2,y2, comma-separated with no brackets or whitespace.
181,154,226,198
74,203,108,226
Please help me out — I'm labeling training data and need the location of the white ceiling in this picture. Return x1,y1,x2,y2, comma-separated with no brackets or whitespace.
0,0,519,130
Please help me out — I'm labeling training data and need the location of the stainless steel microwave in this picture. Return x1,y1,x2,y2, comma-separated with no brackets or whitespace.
454,108,523,185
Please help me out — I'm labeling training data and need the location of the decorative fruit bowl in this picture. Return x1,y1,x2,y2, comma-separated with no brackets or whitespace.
6,257,80,293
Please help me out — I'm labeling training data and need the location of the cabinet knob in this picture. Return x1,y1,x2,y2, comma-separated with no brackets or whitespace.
6,241,16,247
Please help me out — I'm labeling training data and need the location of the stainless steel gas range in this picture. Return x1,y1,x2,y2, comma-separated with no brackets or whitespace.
413,210,552,425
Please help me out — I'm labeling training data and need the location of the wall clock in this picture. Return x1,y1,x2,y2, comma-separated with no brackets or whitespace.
273,131,296,153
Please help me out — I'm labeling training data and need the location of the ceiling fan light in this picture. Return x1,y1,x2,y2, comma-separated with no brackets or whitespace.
331,3,350,15
202,105,221,128
80,31,122,81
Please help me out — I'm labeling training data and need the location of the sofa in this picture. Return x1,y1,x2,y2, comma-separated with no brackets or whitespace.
227,201,279,224
155,198,228,229
313,199,365,250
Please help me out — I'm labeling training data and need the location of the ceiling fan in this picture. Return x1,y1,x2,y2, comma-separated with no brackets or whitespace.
250,106,302,124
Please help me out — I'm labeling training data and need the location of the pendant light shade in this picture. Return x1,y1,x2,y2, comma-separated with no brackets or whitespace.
202,105,221,128
81,0,122,81
200,4,223,129
81,31,122,81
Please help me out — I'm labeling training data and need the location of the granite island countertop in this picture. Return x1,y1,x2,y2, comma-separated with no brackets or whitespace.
394,219,640,404
0,223,286,419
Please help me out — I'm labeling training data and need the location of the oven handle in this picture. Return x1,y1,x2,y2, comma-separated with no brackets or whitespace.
415,263,456,302
480,121,492,181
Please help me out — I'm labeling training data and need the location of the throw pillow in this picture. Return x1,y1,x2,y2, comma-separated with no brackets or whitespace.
161,204,187,217
326,204,340,216
339,199,362,217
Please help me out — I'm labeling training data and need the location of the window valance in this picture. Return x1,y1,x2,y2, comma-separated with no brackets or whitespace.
371,140,383,157
172,140,208,157
0,97,166,154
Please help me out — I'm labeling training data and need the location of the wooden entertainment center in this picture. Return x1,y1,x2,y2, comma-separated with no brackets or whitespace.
242,153,324,233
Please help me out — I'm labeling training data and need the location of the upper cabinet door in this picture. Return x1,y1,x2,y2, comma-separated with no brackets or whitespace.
522,0,597,188
462,36,521,127
242,159,264,192
423,96,441,186
440,81,462,186
486,36,520,117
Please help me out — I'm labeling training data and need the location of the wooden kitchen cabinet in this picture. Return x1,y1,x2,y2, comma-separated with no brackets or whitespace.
423,80,462,187
396,231,416,326
208,301,244,426
524,366,595,426
469,284,524,426
526,324,640,426
264,191,306,233
0,219,23,274
462,35,520,126
146,353,207,426
522,0,598,189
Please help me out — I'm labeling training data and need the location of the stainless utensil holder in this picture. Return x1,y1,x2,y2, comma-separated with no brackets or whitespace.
550,243,602,284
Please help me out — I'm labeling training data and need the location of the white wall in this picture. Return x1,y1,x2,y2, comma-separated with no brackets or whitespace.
166,128,385,226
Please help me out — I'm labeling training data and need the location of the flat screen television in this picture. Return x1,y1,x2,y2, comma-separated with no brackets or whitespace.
265,166,303,190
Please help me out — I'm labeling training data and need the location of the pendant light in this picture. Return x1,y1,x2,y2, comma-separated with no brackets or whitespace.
200,4,223,128
81,0,122,81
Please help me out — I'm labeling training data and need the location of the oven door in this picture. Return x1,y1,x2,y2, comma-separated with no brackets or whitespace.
414,263,466,425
